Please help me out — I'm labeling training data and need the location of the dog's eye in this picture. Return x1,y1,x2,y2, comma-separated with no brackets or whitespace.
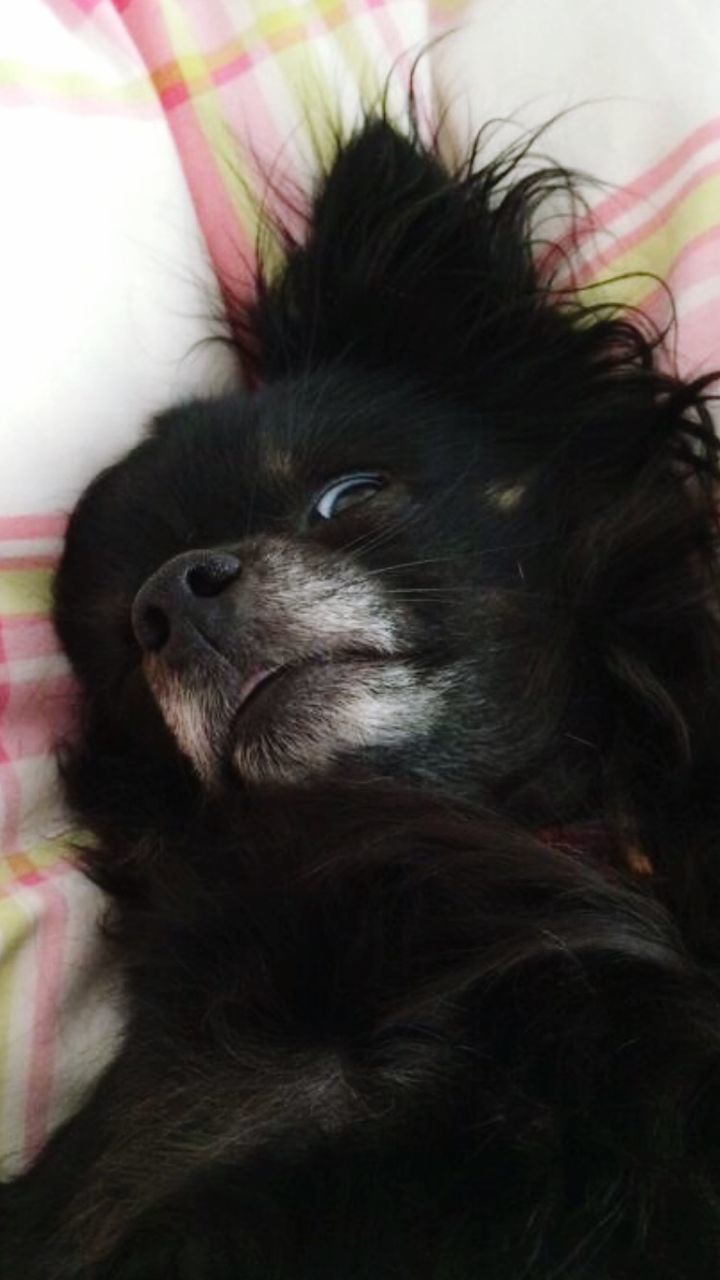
313,473,385,521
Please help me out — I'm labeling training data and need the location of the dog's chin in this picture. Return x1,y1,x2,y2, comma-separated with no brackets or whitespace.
143,650,441,787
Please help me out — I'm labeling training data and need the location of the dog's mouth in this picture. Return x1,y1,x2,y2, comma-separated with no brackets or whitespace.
143,637,436,786
226,648,436,785
232,651,398,731
234,664,286,719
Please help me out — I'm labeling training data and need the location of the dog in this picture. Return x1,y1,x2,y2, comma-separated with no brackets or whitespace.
3,112,720,1278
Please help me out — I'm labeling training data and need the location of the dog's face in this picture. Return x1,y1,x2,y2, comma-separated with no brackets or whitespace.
56,365,560,796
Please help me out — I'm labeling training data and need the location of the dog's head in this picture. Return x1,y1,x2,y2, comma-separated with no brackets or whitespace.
54,120,720,847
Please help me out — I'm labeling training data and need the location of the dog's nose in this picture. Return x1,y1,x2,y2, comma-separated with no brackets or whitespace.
132,550,242,657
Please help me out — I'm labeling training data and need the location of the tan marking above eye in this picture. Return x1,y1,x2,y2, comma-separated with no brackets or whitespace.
263,445,294,479
486,481,527,512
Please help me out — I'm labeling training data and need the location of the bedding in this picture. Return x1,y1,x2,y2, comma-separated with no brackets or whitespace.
1,0,719,1177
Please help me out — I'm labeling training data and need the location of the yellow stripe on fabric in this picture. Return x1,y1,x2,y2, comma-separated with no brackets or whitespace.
271,52,343,174
0,569,52,615
182,6,346,78
428,0,472,13
252,0,357,42
0,895,32,1127
257,1,387,173
0,855,36,883
159,0,262,243
239,0,344,164
156,0,356,276
310,3,387,123
580,174,720,310
154,1,382,120
0,842,78,890
0,60,154,104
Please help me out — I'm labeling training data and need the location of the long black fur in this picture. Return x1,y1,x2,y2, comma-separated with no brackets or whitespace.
4,114,720,1278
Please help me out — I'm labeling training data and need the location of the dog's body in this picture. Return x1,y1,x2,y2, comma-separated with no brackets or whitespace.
4,116,720,1277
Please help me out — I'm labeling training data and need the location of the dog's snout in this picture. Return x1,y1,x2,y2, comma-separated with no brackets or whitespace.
132,550,241,655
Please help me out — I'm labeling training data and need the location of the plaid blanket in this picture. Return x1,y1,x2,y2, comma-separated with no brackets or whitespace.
1,0,719,1176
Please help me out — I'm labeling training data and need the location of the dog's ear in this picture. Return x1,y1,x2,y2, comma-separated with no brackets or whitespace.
242,119,716,475
246,117,560,397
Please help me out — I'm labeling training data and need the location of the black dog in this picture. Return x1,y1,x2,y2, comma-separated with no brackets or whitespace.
4,114,720,1278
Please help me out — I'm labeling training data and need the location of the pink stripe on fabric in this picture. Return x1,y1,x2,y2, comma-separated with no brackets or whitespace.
0,863,75,898
0,761,23,854
23,882,69,1163
113,0,433,343
203,67,298,194
1,620,61,664
642,223,720,301
156,80,190,109
539,119,720,283
163,98,257,289
212,50,255,87
355,0,408,67
0,516,66,541
45,0,102,25
116,1,177,69
571,156,720,289
0,607,22,851
0,633,8,757
0,615,60,632
2,675,76,762
0,556,58,572
150,0,412,103
588,117,720,230
165,0,251,47
149,0,259,99
116,6,258,299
